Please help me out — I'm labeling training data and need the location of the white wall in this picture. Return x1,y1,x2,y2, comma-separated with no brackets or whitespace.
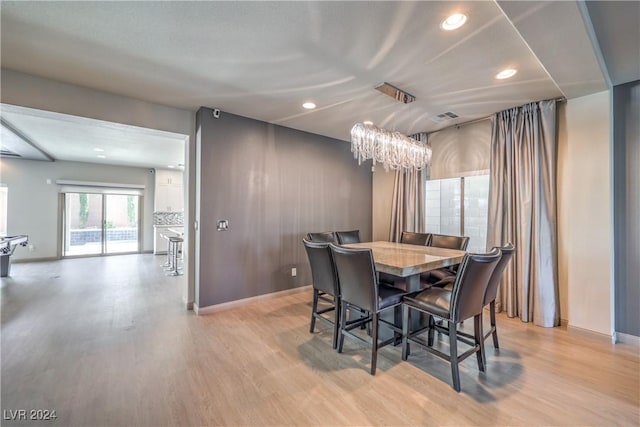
557,91,612,335
0,158,155,261
1,70,193,136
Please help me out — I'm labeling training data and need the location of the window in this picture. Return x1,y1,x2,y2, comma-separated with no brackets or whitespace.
425,175,490,252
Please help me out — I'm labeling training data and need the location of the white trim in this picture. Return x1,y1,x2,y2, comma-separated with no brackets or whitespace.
567,324,612,340
615,332,640,346
56,179,145,189
194,285,312,315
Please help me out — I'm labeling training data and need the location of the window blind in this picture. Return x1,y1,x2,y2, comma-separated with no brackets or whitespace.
428,118,491,179
56,180,144,196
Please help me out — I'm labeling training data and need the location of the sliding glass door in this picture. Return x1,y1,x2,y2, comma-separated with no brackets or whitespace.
63,192,140,257
104,194,139,254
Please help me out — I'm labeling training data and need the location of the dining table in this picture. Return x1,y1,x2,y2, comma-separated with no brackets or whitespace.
344,241,466,293
343,241,467,340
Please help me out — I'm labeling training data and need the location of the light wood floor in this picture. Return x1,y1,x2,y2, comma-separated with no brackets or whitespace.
1,254,638,426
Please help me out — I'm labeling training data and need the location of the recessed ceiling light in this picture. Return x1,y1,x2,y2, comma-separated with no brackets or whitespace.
97,155,106,159
167,165,175,168
363,120,373,125
441,13,467,31
302,102,316,109
496,68,518,79
93,147,104,152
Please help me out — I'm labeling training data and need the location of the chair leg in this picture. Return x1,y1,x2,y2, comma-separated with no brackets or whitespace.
427,315,435,346
401,304,410,361
337,302,348,353
370,312,379,375
474,314,486,372
393,305,402,345
490,301,499,349
332,297,340,350
310,289,318,333
449,321,461,392
364,310,370,333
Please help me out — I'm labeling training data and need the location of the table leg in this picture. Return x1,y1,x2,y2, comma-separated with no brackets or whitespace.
405,274,428,333
379,274,424,344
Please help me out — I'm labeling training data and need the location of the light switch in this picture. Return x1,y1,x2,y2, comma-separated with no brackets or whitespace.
216,220,229,231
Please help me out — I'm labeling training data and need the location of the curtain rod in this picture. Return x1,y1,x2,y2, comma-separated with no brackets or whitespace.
426,96,566,135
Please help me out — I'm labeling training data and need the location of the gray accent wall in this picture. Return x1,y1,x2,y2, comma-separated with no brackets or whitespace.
196,108,372,308
613,80,640,337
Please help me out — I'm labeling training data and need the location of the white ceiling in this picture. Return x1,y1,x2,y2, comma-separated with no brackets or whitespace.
0,1,637,167
0,104,186,169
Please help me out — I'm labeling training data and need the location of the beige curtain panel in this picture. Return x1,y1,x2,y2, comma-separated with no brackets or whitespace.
389,168,426,242
487,99,560,327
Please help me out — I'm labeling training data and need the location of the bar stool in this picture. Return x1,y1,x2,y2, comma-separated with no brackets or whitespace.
166,236,183,276
160,233,173,268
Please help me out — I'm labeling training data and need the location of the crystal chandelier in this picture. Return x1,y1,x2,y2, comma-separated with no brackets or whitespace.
350,122,432,172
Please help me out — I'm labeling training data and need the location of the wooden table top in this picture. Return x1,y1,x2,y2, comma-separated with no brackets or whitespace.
344,241,466,277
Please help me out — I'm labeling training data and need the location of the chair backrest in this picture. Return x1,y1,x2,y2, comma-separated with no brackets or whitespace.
306,231,337,243
483,243,515,305
336,230,361,244
329,243,377,312
303,239,339,297
449,248,501,322
429,233,470,251
400,231,431,246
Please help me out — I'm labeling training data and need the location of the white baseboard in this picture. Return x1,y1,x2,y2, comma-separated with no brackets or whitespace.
12,256,59,263
614,332,640,346
567,324,612,340
194,285,311,315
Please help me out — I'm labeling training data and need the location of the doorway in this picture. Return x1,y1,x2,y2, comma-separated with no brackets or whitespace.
63,192,141,256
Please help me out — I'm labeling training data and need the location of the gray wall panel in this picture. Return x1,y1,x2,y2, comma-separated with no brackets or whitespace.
613,80,640,337
197,108,371,307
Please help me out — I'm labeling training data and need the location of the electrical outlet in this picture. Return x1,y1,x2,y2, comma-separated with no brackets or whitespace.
291,267,297,277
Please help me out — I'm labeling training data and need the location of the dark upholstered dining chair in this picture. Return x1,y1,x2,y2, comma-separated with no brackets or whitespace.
329,243,407,375
481,244,515,349
336,230,361,244
303,238,341,349
306,231,337,244
402,248,501,392
424,233,470,284
400,231,432,246
437,243,515,359
429,234,470,251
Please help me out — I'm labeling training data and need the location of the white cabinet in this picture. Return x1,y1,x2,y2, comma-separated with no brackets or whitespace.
154,169,184,212
155,169,183,186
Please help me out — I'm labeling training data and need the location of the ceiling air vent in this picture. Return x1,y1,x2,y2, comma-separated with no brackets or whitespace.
374,82,416,104
0,149,22,158
430,111,459,123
